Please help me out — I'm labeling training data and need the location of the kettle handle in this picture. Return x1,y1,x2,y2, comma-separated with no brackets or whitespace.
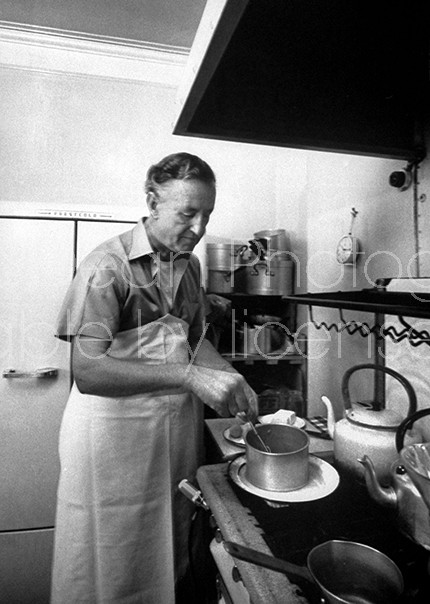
396,407,430,452
341,363,417,417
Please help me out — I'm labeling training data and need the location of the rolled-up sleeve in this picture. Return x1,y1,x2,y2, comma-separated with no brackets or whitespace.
56,250,128,342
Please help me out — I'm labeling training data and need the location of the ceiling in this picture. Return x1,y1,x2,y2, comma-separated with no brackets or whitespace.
0,0,207,52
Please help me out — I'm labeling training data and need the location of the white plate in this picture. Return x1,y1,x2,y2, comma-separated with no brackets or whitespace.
228,455,340,503
223,416,305,448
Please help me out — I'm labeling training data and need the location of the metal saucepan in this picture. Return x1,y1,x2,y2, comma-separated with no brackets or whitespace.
245,423,310,492
224,539,404,604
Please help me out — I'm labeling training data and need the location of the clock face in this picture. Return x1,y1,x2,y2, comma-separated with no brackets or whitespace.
336,235,358,264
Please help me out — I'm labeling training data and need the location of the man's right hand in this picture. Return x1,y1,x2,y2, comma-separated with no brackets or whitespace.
184,365,259,419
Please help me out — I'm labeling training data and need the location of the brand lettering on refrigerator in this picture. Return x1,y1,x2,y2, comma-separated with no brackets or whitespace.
38,209,114,219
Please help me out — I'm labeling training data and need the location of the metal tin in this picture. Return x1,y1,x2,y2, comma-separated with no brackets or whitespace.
235,325,273,355
253,228,290,253
206,242,248,293
206,242,247,270
245,424,309,491
244,259,294,295
207,269,235,293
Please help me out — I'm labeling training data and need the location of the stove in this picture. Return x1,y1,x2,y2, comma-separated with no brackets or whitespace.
225,464,430,603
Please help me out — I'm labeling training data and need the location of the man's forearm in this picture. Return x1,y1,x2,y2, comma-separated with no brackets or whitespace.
192,338,236,372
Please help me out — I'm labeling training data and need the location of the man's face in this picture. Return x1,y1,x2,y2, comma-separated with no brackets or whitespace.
149,179,215,254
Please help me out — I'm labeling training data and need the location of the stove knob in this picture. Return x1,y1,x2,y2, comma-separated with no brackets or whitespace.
232,566,243,583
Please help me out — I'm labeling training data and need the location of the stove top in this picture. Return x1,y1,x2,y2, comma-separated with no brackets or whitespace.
227,462,430,603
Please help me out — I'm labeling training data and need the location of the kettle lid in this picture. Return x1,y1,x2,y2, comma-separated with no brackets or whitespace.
346,406,402,429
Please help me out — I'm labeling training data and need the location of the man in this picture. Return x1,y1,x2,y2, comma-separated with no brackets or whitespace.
51,152,258,603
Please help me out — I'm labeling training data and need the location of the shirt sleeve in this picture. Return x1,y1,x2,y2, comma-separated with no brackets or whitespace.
56,249,128,342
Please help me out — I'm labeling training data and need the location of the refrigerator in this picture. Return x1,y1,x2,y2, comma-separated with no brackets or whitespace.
0,203,140,603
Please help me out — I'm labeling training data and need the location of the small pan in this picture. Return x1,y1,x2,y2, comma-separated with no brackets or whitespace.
224,539,404,604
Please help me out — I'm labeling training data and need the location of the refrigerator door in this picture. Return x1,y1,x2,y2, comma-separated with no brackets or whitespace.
0,529,54,604
0,216,136,603
0,218,74,530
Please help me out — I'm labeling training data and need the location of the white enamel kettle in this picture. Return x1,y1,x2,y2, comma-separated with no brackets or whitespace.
322,363,422,484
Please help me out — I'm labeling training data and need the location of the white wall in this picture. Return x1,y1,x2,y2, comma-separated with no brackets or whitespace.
1,29,429,439
276,144,430,441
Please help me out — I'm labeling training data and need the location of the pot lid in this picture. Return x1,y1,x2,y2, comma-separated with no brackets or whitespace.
345,407,402,429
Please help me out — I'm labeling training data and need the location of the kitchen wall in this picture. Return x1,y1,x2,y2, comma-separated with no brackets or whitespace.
293,147,430,445
1,30,429,436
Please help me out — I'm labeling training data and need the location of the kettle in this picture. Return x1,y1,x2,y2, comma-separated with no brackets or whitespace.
359,408,430,550
321,363,421,484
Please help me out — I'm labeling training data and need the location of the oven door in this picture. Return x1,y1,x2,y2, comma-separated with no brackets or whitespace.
210,539,251,604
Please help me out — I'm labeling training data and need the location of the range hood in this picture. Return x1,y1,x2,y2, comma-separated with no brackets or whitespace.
174,0,429,160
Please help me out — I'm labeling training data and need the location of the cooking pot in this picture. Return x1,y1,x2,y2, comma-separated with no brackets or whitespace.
359,407,430,550
236,324,274,355
206,242,248,270
245,424,309,491
253,228,290,255
321,363,421,484
224,539,404,604
244,258,294,295
206,242,248,293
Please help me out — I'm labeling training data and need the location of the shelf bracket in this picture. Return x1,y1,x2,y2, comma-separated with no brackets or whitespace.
308,306,430,348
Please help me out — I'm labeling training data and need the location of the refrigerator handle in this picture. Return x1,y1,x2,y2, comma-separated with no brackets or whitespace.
2,367,58,379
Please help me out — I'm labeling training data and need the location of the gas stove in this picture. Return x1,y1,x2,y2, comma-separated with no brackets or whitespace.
226,464,430,603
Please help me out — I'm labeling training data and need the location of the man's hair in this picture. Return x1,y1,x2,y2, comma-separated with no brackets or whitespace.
145,152,216,195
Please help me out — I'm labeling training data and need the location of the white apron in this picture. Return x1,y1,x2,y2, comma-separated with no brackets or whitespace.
51,314,203,604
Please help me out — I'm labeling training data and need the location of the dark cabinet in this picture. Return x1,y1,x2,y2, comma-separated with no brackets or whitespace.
174,0,429,160
208,292,307,415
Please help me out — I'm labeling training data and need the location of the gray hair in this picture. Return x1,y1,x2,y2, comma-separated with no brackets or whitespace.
144,152,216,196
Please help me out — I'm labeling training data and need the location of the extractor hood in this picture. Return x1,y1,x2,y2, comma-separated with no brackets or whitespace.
174,0,429,160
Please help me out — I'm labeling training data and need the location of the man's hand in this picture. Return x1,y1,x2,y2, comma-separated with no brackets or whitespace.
184,365,259,419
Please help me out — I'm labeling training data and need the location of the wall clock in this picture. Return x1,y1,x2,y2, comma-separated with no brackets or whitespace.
336,208,361,265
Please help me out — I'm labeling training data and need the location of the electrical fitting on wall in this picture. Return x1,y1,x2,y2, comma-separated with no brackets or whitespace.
389,162,413,192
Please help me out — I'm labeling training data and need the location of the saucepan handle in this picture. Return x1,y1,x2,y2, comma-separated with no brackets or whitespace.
223,540,312,583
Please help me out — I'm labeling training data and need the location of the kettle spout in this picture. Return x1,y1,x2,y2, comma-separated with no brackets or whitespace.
320,395,335,439
358,455,397,509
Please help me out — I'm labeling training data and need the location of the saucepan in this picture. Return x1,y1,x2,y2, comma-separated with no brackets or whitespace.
245,424,310,492
224,539,404,604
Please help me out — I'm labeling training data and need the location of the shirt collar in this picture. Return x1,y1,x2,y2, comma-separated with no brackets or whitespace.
128,217,193,269
128,218,154,260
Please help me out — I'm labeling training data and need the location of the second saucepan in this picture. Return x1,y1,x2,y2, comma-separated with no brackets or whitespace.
224,539,404,604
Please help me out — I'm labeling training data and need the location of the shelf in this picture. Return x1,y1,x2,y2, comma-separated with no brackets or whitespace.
284,289,430,319
221,353,304,365
207,293,285,303
284,286,430,347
